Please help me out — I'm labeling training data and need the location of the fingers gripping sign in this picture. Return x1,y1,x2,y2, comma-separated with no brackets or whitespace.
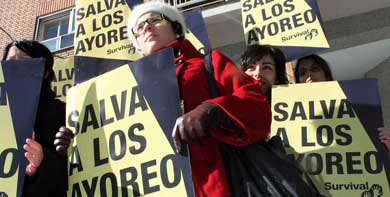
54,126,75,156
378,127,390,149
23,132,44,176
172,103,220,155
172,116,188,156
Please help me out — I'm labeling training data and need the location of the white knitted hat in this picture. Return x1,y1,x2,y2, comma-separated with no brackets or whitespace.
127,1,186,53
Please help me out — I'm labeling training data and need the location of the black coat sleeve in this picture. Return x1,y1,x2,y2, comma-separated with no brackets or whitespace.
23,98,67,197
23,148,67,197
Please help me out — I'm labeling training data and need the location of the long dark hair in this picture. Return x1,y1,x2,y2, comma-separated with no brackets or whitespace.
2,39,56,100
2,39,54,83
294,54,333,83
240,45,289,85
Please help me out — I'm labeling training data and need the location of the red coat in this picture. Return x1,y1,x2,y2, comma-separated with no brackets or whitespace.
166,40,271,197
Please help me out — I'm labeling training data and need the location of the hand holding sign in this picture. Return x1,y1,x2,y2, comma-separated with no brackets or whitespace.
23,133,43,176
54,126,75,156
172,103,234,155
378,127,390,149
172,103,215,155
271,80,390,196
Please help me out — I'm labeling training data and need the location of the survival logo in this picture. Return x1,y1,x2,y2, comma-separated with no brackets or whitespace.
0,59,45,197
271,80,390,196
241,0,329,60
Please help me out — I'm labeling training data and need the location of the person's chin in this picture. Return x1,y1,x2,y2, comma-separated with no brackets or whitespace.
144,43,162,55
150,45,163,53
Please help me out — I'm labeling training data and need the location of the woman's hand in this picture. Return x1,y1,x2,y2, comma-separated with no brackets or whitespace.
24,133,43,176
378,127,390,149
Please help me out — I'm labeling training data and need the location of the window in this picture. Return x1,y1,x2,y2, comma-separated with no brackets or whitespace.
36,8,75,52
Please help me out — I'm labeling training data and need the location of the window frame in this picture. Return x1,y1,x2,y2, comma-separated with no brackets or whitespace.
35,8,75,52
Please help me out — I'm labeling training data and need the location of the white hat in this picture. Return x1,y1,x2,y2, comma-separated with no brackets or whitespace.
127,1,186,53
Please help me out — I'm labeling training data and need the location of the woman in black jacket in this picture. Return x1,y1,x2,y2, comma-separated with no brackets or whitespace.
2,39,67,196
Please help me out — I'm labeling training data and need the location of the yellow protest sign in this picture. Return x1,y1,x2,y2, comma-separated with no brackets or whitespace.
74,0,140,60
271,80,390,196
183,9,210,54
186,29,207,54
0,64,3,82
52,57,75,102
66,63,189,196
0,63,18,197
241,0,329,48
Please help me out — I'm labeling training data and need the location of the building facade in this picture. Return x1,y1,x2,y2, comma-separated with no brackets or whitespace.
0,0,75,58
0,0,389,126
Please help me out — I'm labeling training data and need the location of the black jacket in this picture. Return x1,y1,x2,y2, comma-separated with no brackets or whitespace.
22,86,67,197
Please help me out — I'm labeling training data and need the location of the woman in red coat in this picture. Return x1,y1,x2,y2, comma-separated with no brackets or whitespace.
126,1,271,196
